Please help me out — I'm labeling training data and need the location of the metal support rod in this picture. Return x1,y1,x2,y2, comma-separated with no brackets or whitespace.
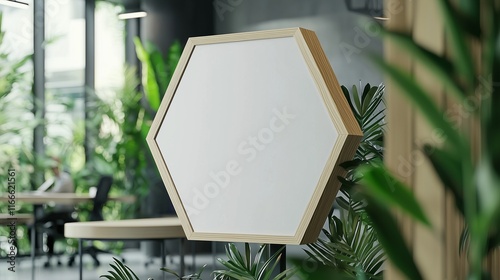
192,241,196,274
31,224,35,280
79,239,83,280
32,0,45,191
270,244,287,275
180,238,185,276
84,0,95,162
212,241,217,270
161,240,166,280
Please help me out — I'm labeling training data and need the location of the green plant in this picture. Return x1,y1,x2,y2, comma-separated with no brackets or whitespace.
0,11,35,257
213,243,296,280
100,257,206,280
111,38,181,203
357,0,500,279
134,37,181,114
162,264,207,280
0,11,34,191
69,39,182,210
306,207,383,279
100,257,142,280
306,83,385,279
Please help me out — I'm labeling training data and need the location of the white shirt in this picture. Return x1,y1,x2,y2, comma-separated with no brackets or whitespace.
49,172,74,193
38,171,75,212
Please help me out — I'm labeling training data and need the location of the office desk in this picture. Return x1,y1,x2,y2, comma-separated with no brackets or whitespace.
0,192,136,280
65,217,186,280
0,213,34,224
0,192,136,204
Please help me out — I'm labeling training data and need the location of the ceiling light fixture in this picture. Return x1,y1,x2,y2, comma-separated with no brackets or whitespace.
118,10,147,20
345,0,384,18
0,0,29,9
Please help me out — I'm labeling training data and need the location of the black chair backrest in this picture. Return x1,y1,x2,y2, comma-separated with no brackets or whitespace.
90,175,113,221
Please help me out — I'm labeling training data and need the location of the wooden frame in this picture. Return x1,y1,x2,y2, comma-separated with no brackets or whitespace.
147,28,362,244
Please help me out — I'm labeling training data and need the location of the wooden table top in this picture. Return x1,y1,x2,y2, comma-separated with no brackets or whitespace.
0,192,136,205
64,217,185,240
0,213,34,225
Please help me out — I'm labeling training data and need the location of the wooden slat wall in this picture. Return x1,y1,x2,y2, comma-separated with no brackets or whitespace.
411,0,446,278
384,0,473,279
383,0,414,279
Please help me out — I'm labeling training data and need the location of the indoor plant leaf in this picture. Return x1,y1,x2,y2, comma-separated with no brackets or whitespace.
133,37,161,111
363,196,423,280
379,28,465,102
422,144,465,215
359,165,431,227
370,55,464,153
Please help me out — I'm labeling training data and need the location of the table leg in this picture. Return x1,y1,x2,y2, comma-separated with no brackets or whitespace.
161,240,166,280
31,224,35,280
192,241,196,274
212,241,216,270
79,239,83,280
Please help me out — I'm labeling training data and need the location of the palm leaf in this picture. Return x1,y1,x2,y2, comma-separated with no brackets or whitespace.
363,197,423,280
370,55,464,153
422,144,465,215
359,165,431,227
100,257,139,280
133,37,161,111
306,205,384,279
437,0,475,89
379,29,465,102
215,243,296,280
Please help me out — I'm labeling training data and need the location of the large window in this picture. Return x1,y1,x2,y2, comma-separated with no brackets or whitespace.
95,1,125,92
44,0,85,167
0,2,34,189
42,0,126,171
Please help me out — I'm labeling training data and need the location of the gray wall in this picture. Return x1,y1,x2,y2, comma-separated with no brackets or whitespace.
214,0,384,260
214,0,383,87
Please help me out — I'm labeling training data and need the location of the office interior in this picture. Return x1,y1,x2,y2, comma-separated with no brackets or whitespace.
1,0,499,280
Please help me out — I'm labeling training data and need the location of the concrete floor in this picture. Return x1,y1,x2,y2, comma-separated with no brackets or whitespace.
0,242,306,280
0,248,217,280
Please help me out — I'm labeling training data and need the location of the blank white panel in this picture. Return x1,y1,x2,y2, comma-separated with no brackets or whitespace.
156,37,338,236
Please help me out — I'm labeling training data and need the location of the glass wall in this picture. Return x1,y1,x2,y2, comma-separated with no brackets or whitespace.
42,0,126,172
44,0,85,168
0,2,35,190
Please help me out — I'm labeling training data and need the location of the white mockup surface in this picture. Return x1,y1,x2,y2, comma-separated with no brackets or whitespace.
156,37,338,236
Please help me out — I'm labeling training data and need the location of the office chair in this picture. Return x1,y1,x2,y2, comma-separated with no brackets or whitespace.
67,175,114,267
40,211,77,267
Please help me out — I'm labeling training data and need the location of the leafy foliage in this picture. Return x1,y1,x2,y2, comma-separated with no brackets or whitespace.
337,83,385,209
75,40,182,210
0,11,34,191
306,83,385,279
100,257,206,280
0,11,35,256
213,243,296,280
306,207,384,279
100,257,141,280
161,264,206,280
134,38,182,114
358,0,500,279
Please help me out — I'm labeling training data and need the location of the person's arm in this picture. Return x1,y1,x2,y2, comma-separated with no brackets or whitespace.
36,178,54,192
49,172,74,193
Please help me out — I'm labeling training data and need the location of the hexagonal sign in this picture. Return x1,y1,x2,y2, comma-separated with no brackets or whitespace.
147,28,362,244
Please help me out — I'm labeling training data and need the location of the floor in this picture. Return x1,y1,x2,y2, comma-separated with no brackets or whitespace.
0,248,218,280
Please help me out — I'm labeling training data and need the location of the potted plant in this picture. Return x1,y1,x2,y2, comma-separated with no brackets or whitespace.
306,83,385,279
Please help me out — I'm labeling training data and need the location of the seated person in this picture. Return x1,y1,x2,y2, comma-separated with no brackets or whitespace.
31,157,75,267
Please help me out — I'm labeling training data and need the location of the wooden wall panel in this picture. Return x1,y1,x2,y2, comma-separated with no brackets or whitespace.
384,0,467,279
384,0,499,279
412,0,446,278
383,0,414,279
